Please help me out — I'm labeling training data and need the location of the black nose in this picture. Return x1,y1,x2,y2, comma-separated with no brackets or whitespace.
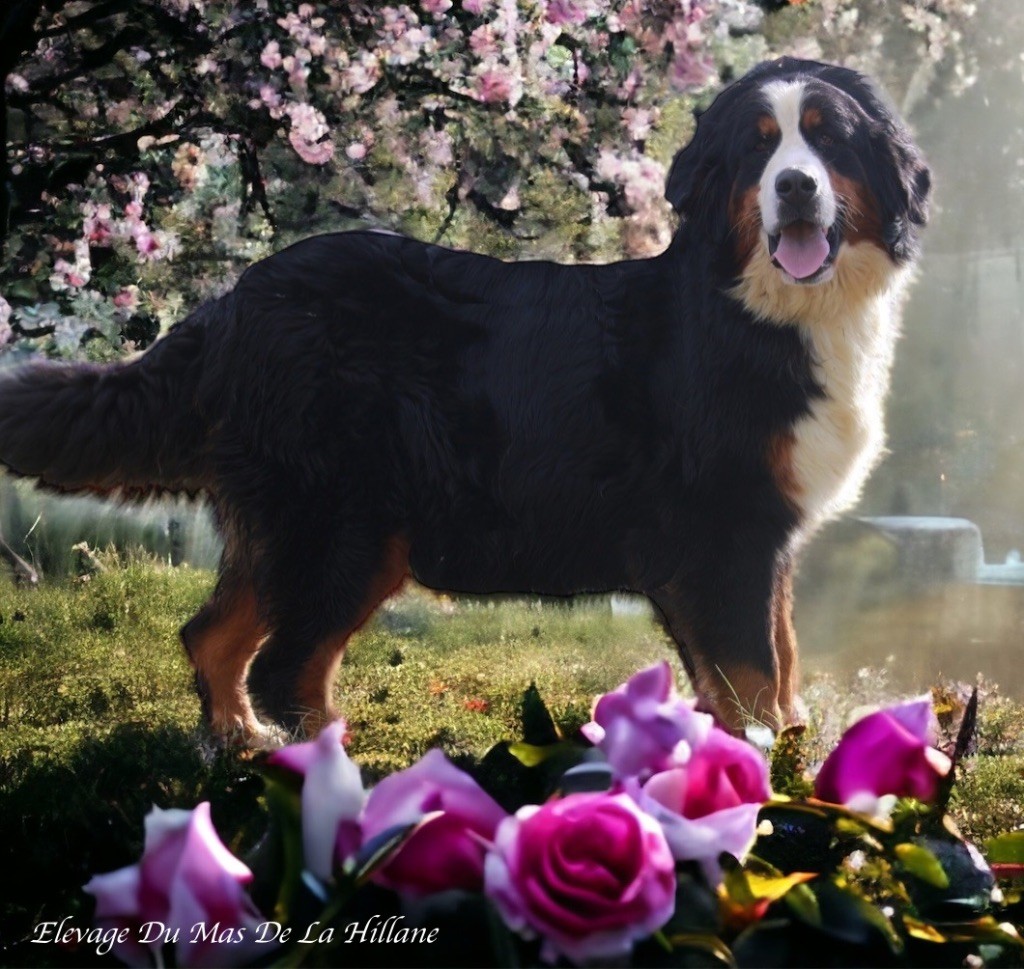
775,168,818,205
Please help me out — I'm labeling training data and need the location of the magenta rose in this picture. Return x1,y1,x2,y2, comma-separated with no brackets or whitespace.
484,791,676,965
84,803,265,968
361,748,506,896
634,727,771,884
581,661,712,779
814,697,953,812
268,720,365,881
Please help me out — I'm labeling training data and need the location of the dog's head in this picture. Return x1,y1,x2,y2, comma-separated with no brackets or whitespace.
665,58,930,295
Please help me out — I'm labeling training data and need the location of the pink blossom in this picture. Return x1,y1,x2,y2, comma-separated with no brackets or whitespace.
422,0,453,13
670,49,714,91
84,804,265,968
342,52,381,94
0,296,13,347
259,84,281,109
83,199,114,243
814,697,953,812
469,24,500,57
634,728,771,883
286,103,334,165
113,287,138,310
485,791,675,965
345,142,367,160
128,171,150,202
260,40,283,70
471,67,516,104
361,749,506,896
582,661,711,780
462,0,490,13
544,0,588,26
623,106,656,141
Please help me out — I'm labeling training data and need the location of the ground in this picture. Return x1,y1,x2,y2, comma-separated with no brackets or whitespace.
2,557,1024,966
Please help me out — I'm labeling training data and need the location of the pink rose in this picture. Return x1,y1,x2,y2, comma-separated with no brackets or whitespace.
269,721,365,881
635,728,771,883
485,791,675,964
361,749,506,896
814,697,952,812
84,804,264,968
581,661,712,779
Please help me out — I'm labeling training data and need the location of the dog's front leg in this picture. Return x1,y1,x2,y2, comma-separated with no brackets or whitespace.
651,550,784,734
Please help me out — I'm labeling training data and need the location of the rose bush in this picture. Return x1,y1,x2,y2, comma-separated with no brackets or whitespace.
84,670,1020,968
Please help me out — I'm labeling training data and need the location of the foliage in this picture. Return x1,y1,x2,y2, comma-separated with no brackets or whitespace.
1,0,979,359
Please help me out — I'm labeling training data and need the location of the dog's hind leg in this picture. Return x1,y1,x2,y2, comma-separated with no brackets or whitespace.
247,532,409,736
181,567,268,741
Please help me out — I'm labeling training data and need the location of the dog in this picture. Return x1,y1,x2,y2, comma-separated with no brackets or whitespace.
0,57,928,740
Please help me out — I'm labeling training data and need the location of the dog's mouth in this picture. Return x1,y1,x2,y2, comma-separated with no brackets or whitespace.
767,222,841,283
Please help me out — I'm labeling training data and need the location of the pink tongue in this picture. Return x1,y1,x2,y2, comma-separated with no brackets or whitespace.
774,224,830,279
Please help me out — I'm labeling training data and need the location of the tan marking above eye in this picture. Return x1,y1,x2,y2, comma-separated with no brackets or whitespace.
757,115,780,138
802,107,823,129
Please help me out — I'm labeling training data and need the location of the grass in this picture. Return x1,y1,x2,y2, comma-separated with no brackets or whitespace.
3,555,1024,965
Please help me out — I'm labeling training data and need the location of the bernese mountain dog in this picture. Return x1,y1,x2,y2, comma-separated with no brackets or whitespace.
0,57,929,740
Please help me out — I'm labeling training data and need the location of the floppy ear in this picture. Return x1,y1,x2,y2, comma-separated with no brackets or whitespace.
871,124,931,261
818,64,931,261
664,105,724,221
664,116,706,216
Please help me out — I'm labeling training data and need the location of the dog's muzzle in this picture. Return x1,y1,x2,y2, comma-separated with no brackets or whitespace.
767,168,840,282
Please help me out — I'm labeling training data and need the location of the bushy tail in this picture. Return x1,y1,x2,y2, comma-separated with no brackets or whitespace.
0,313,210,497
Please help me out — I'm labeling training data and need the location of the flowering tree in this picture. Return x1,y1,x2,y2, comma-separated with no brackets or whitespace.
1,0,978,359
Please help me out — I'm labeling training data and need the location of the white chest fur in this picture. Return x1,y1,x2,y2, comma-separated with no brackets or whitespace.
733,241,910,540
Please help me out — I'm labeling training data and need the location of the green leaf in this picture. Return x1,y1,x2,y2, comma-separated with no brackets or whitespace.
665,932,736,966
811,882,904,954
895,842,950,889
722,864,757,907
746,871,817,903
262,775,305,924
785,883,821,928
986,830,1024,865
507,740,575,767
546,44,571,69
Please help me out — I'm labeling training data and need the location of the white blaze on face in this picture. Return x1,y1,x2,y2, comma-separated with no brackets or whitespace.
758,80,837,235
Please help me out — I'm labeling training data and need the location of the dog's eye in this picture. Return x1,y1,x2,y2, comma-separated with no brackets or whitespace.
816,132,835,149
754,135,773,153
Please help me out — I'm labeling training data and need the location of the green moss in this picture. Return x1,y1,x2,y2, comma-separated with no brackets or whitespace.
951,755,1024,843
